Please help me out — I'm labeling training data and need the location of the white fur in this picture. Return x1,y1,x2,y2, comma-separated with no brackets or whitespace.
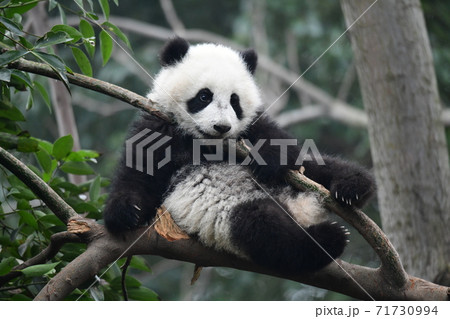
162,164,267,258
147,43,262,138
277,191,327,227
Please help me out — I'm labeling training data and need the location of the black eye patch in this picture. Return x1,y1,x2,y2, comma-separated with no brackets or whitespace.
187,88,213,113
230,93,243,120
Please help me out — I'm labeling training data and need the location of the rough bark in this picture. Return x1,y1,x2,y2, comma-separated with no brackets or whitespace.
340,0,450,283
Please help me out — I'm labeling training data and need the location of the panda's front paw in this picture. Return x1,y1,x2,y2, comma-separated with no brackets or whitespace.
103,194,147,233
330,170,375,208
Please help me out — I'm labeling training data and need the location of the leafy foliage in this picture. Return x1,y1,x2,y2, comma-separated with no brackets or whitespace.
0,0,155,301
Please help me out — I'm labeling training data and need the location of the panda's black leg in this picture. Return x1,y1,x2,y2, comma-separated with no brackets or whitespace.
229,199,348,274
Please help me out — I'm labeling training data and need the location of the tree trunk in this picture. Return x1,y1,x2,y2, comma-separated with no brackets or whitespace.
29,3,86,185
340,0,450,283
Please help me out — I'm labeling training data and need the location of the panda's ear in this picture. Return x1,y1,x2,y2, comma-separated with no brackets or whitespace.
240,49,258,74
160,37,190,67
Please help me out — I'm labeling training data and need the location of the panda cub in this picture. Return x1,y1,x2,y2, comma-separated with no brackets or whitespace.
104,37,375,274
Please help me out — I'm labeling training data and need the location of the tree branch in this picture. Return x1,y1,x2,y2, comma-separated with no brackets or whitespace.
34,218,449,301
0,146,78,224
7,59,171,123
159,0,186,36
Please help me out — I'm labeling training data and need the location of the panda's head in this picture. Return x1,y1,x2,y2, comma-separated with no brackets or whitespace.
147,37,262,138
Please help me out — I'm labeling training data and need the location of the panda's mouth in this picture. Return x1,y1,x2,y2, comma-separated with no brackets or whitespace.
196,127,225,139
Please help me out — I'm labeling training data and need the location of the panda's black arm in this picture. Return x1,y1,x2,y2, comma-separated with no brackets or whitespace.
244,113,375,208
301,155,376,208
103,114,191,233
242,113,303,183
103,162,165,233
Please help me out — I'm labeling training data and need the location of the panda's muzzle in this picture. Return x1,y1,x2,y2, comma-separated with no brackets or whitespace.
213,124,231,134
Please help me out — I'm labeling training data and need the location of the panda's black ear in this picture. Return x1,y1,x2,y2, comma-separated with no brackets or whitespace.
160,37,190,67
240,49,258,74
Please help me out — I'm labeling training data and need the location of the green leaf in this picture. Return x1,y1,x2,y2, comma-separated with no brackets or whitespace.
127,287,159,301
0,257,17,276
74,202,100,214
0,68,12,81
0,50,28,67
56,3,66,25
0,100,25,121
89,175,101,201
52,134,73,160
102,21,131,48
0,0,12,7
35,31,73,49
71,149,99,160
18,36,33,49
11,70,33,88
32,51,70,91
21,262,60,277
48,0,57,11
51,24,83,43
17,136,39,152
25,91,33,110
38,214,65,227
18,210,38,230
110,276,141,290
129,256,152,272
35,138,53,154
33,81,52,112
74,0,84,10
0,16,23,35
3,0,38,18
99,30,113,66
86,0,94,11
60,161,95,175
36,148,52,173
79,19,95,58
99,0,110,20
71,47,92,77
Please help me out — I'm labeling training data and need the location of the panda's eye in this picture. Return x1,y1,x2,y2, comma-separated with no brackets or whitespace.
187,88,213,113
198,89,213,103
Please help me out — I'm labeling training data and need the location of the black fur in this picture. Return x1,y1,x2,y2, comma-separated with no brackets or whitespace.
230,199,347,273
230,93,243,120
160,37,190,67
240,49,258,74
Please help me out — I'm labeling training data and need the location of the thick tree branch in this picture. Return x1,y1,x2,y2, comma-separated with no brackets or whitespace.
34,219,449,301
0,146,78,224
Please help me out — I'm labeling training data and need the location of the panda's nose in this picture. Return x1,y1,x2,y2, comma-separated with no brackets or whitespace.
213,124,231,134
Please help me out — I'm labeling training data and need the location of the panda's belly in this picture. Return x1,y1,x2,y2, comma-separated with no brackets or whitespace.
161,163,267,256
